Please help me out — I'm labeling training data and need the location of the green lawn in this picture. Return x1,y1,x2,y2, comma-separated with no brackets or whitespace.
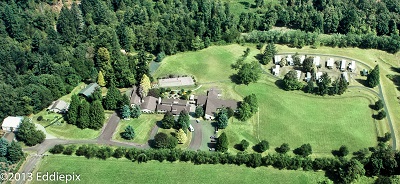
113,114,163,144
32,155,331,184
154,44,258,83
226,82,377,155
32,110,112,140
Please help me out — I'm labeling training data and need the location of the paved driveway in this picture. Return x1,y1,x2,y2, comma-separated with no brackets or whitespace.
188,120,202,150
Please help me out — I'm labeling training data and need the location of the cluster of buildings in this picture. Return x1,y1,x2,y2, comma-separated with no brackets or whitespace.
273,55,358,83
128,87,237,120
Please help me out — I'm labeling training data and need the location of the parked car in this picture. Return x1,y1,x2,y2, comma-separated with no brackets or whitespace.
189,124,194,132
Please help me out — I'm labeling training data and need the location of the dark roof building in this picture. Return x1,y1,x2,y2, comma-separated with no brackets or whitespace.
47,100,69,113
140,96,157,113
129,86,141,106
79,83,99,97
171,105,190,115
195,95,208,106
196,88,238,120
157,104,171,113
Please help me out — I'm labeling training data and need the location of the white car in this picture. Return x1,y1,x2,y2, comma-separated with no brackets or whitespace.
189,124,194,132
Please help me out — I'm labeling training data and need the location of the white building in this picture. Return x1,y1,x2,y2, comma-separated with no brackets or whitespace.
348,61,356,72
300,55,305,64
2,116,23,132
326,58,334,69
342,72,349,83
296,70,302,80
274,55,281,64
305,72,312,82
287,55,294,66
313,56,321,67
340,59,346,71
272,65,280,76
316,72,323,82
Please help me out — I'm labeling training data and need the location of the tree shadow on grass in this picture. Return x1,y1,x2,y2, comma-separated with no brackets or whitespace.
230,74,241,85
148,139,155,148
274,79,286,90
252,145,263,153
156,121,163,128
234,144,243,151
355,79,368,87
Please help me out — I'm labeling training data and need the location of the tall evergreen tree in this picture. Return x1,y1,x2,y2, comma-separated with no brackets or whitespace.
177,110,190,131
7,141,23,164
217,111,229,129
77,100,90,129
139,74,151,97
103,85,121,110
97,70,106,87
130,104,141,118
67,94,80,125
120,105,131,119
0,138,9,157
367,65,380,88
89,100,105,130
260,43,276,65
216,132,229,152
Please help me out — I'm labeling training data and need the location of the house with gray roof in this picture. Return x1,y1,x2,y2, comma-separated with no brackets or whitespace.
195,88,238,120
78,83,99,97
127,86,141,107
47,100,69,114
140,96,158,113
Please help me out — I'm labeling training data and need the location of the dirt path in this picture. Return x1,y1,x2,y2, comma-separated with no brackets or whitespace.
188,120,203,150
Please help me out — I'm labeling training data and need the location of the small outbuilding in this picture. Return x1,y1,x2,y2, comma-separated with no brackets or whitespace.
274,55,281,64
47,100,69,114
300,55,305,64
296,70,302,80
348,61,356,72
326,58,334,69
313,56,321,67
272,65,280,76
340,60,346,71
2,116,23,132
342,72,349,83
305,72,312,82
287,55,294,66
316,72,323,81
79,83,99,97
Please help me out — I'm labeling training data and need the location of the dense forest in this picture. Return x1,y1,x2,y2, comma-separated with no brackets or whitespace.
0,0,399,122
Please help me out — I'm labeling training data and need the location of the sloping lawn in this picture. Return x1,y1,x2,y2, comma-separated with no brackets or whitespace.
113,114,163,144
228,82,377,154
153,44,258,83
33,155,331,184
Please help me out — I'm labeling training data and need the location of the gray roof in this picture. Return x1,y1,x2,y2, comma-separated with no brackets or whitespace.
157,104,171,112
47,100,69,111
205,98,238,117
171,105,190,115
161,98,187,106
207,88,221,99
140,96,157,111
79,83,99,97
196,95,208,106
130,86,141,105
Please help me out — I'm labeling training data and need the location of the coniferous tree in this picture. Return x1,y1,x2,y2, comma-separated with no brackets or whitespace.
97,70,106,87
217,111,229,129
7,141,24,164
77,100,90,129
139,74,151,97
177,110,190,131
91,87,103,102
67,94,80,125
367,65,380,88
103,85,121,110
89,100,105,130
120,105,131,119
121,125,135,140
195,106,204,118
130,104,141,118
260,43,276,65
15,118,45,146
162,111,175,129
0,138,9,157
216,132,229,152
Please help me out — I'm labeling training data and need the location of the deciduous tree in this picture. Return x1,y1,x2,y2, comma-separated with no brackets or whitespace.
175,129,187,144
367,65,380,88
162,111,175,129
216,132,228,152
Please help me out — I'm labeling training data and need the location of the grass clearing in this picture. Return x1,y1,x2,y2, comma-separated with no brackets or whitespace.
31,110,112,140
227,82,377,154
113,114,163,144
33,155,330,184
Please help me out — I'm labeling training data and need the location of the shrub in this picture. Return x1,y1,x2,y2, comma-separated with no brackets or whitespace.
49,144,64,154
37,116,43,121
121,126,135,140
96,147,113,160
293,144,313,157
256,140,269,153
376,110,386,120
239,139,249,151
113,147,126,158
275,143,290,154
75,145,88,156
63,145,76,155
374,99,384,110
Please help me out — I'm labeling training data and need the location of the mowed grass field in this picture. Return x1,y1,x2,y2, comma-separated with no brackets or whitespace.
230,82,377,154
154,44,379,154
32,155,330,184
274,45,400,148
113,114,163,144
